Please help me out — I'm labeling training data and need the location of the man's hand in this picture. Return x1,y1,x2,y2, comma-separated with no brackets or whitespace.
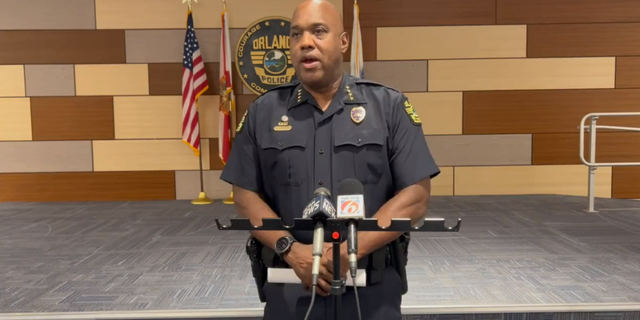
321,242,349,282
284,243,333,296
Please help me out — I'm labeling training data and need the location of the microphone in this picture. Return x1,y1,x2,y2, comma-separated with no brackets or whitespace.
302,187,336,286
336,178,365,279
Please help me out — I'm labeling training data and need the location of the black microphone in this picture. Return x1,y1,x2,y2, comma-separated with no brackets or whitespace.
336,178,365,279
302,187,336,286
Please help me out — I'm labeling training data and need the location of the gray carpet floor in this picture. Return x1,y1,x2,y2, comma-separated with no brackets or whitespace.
1,195,640,313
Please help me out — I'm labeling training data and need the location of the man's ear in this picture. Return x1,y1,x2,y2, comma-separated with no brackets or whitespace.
340,31,349,54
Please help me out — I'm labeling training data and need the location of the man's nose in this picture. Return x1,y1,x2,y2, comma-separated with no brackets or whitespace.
300,32,315,49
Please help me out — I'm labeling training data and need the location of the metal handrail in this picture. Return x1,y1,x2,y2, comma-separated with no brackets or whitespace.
578,112,640,212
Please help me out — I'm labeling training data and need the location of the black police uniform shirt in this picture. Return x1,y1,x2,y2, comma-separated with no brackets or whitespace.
220,73,440,246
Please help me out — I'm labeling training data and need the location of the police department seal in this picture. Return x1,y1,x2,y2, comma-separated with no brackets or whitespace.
235,17,296,95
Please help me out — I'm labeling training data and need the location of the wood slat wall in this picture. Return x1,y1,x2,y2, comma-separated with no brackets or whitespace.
0,0,639,202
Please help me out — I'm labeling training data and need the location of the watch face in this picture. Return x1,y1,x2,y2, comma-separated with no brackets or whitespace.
276,238,290,253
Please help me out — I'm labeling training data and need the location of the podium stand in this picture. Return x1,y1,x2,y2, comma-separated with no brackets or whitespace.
215,217,461,320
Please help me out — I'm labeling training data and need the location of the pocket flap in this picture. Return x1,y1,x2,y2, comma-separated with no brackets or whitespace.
261,131,307,151
334,128,385,147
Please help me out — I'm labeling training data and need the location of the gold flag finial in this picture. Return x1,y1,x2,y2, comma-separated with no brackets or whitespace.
182,0,197,10
223,0,227,10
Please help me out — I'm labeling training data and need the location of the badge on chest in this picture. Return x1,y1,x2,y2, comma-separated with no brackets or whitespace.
274,114,292,131
350,106,366,124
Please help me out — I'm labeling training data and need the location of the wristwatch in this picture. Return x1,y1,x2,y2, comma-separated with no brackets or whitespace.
274,236,297,258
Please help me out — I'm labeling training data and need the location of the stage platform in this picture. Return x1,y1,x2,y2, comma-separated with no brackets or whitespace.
1,195,640,320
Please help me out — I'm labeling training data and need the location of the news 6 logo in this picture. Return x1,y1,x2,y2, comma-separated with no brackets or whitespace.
337,195,364,218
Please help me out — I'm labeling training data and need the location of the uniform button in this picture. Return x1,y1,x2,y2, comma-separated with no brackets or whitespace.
278,142,283,146
318,180,323,185
357,138,361,144
319,149,324,154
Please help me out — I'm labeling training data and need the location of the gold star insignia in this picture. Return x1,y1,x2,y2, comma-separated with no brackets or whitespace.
265,21,270,26
281,21,286,27
243,74,248,78
239,61,243,66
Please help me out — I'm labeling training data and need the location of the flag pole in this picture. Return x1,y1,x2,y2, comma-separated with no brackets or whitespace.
192,114,212,205
221,0,234,205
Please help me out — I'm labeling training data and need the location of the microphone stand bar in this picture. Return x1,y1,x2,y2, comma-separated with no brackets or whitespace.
215,217,461,320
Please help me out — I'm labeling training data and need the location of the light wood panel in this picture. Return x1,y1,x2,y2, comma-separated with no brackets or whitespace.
532,132,640,165
528,23,640,58
428,58,615,92
612,167,640,199
463,89,640,134
0,65,25,97
454,165,612,198
0,98,31,141
175,170,231,200
0,141,93,173
31,97,115,141
431,167,453,196
113,95,219,139
0,30,126,64
96,0,341,29
343,0,495,27
404,92,462,135
0,172,176,202
497,0,640,24
378,25,526,60
0,0,96,30
92,139,210,171
75,64,149,96
426,134,532,166
24,65,75,97
616,57,640,88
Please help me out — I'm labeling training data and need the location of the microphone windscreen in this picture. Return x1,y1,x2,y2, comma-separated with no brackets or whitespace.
337,178,364,196
314,187,331,197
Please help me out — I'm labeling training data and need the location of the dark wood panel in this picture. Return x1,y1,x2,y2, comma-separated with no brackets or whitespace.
612,167,640,199
528,23,640,58
343,27,376,61
235,95,257,127
31,97,115,141
209,138,224,170
0,172,175,202
463,89,640,134
497,0,640,24
148,63,242,96
532,132,640,165
616,57,640,88
343,0,495,28
0,30,125,64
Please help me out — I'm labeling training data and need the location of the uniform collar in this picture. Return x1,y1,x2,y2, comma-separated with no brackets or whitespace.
288,73,367,109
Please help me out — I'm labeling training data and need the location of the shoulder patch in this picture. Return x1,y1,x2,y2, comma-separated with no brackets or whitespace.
236,110,248,133
402,98,421,126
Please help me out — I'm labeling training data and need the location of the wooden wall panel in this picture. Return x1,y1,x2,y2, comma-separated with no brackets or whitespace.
0,98,31,141
428,58,615,92
175,170,231,200
0,172,176,202
31,97,115,141
75,64,149,96
96,0,341,29
454,165,612,198
528,23,640,58
426,134,532,166
235,95,258,126
148,63,242,96
24,65,75,97
0,0,96,30
463,89,640,134
92,139,210,171
343,0,496,28
0,31,125,64
532,132,640,165
344,27,376,61
497,0,640,24
0,65,25,97
209,138,225,170
0,141,93,173
377,25,526,60
342,61,428,92
431,167,454,196
405,92,462,135
612,167,640,199
616,57,640,88
113,96,220,139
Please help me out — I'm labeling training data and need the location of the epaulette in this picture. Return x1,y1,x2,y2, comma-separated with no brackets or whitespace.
353,77,402,94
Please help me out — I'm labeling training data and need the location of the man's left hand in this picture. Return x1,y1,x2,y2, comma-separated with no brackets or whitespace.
320,242,349,282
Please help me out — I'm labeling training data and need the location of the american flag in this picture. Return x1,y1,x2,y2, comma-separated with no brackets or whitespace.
182,10,209,157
